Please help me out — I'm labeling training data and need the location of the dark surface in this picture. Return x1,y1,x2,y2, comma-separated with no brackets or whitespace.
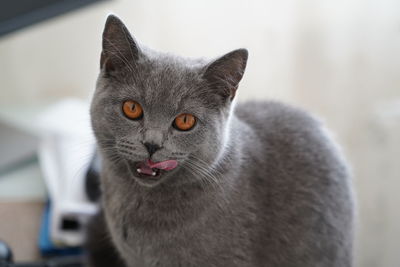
85,152,101,202
85,212,126,267
0,0,108,37
0,244,84,267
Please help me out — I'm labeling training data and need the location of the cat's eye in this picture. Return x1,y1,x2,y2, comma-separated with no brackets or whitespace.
173,114,196,131
122,100,143,120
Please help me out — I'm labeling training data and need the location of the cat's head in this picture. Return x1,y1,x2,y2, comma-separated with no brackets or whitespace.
91,15,248,187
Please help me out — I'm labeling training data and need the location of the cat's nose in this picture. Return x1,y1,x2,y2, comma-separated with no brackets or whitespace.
144,142,161,156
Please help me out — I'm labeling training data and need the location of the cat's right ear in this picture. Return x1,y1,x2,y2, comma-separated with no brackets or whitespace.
203,49,248,102
100,15,141,74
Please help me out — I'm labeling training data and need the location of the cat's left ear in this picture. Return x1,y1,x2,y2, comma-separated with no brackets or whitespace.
100,15,141,74
203,49,248,101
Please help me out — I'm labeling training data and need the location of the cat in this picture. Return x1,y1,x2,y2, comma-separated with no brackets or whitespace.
86,15,355,267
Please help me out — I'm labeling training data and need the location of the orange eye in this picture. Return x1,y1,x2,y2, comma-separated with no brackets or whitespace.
122,100,143,120
174,114,196,131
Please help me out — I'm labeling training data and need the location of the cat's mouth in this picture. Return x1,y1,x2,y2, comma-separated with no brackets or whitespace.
133,159,178,180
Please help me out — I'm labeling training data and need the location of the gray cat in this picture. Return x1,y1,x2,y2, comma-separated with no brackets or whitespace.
87,15,355,267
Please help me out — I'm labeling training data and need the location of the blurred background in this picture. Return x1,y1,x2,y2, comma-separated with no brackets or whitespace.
0,0,399,266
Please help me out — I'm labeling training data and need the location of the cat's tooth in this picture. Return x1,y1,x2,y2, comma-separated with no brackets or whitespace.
152,172,156,176
137,168,142,173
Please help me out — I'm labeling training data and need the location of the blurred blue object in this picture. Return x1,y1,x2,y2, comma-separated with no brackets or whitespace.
38,201,82,257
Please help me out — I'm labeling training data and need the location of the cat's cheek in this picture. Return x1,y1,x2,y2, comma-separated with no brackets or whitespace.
170,130,207,152
170,141,198,154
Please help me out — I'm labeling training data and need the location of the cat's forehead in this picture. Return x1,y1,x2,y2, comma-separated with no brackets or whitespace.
117,54,209,117
140,56,201,96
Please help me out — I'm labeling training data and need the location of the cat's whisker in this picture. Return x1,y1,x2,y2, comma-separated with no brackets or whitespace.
182,162,231,208
184,160,224,191
188,156,225,178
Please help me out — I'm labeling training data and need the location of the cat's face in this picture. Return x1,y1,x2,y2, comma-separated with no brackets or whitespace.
91,15,247,187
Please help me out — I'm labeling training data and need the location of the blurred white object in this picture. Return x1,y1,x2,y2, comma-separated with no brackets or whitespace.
37,98,98,247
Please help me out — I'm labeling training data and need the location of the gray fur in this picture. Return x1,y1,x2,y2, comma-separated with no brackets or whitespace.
88,15,354,267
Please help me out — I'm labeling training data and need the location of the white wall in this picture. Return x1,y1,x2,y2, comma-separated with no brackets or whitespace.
1,0,400,266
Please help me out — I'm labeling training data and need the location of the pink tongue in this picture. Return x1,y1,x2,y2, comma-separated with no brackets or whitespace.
137,159,178,176
147,159,178,171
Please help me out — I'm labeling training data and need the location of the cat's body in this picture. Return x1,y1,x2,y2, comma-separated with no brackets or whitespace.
87,15,354,267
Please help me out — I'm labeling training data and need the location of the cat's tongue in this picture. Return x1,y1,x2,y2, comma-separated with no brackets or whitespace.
147,159,178,171
137,159,178,176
